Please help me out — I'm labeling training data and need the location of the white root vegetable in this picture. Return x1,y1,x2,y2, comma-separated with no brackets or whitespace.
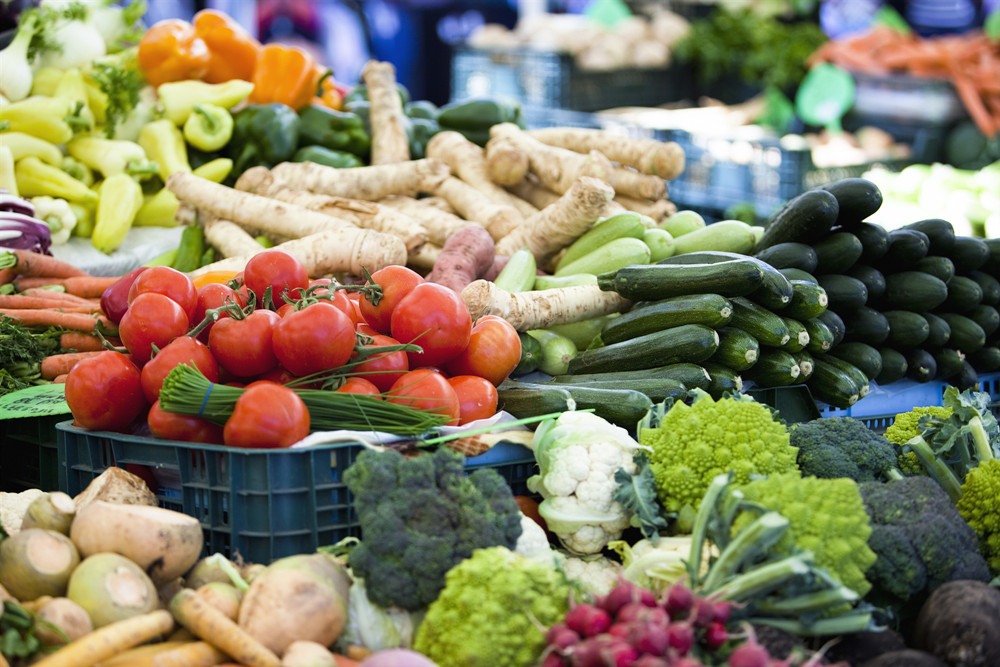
527,126,686,179
461,280,632,331
0,529,80,602
185,555,243,590
34,597,93,645
485,135,529,186
204,217,264,259
282,640,339,667
605,163,667,201
20,492,75,535
407,242,441,272
66,553,159,628
495,176,614,261
73,467,157,508
70,501,204,586
416,196,456,213
362,60,410,165
270,159,449,200
508,177,562,210
432,176,521,241
614,195,677,223
380,195,476,247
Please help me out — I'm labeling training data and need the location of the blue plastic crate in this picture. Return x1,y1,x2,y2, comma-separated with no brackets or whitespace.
56,422,537,564
1,415,63,491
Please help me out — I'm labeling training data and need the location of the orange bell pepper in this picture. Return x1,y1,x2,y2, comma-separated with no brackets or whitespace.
137,19,211,87
314,69,345,110
192,9,261,84
249,43,318,111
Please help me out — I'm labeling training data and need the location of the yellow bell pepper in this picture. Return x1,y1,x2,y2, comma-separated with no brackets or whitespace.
67,136,159,179
55,69,95,133
60,156,95,187
30,67,64,97
70,202,95,238
0,132,63,166
0,146,18,195
0,97,75,144
134,157,233,228
14,157,97,204
158,79,254,126
138,119,190,181
92,173,144,254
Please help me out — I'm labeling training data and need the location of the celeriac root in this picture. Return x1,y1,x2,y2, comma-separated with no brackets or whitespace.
269,158,449,200
485,135,529,186
433,176,521,241
527,126,686,179
380,195,477,247
362,60,410,165
203,218,264,259
614,195,677,222
461,280,631,331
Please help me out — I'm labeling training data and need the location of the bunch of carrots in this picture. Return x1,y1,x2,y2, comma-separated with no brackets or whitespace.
0,249,119,383
808,26,1000,138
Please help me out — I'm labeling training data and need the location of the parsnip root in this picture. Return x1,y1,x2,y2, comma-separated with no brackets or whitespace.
614,195,677,223
407,242,441,272
433,176,521,241
204,218,264,259
461,280,631,331
380,195,477,247
269,159,449,200
508,177,562,210
527,126,686,179
485,135,529,186
362,60,410,165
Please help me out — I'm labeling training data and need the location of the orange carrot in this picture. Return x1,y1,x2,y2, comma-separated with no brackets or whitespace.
14,275,120,298
9,249,89,278
169,589,280,667
151,641,228,667
0,295,99,312
41,351,104,380
954,73,997,138
30,610,174,667
0,267,15,285
0,309,112,332
59,332,108,352
52,374,68,384
18,288,103,307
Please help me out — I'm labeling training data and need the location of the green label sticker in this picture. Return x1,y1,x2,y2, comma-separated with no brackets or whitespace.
0,384,71,420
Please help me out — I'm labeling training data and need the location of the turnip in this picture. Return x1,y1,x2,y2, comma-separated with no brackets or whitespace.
20,492,75,535
66,552,159,628
186,554,243,589
915,579,1000,667
281,640,338,667
0,528,80,602
359,648,439,667
33,597,93,646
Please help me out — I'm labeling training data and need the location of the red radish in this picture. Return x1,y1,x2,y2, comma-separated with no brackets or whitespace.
541,653,566,667
664,584,694,617
629,622,669,656
712,601,733,624
666,622,695,655
546,623,581,650
616,603,667,627
693,598,716,626
600,580,641,615
564,604,612,638
674,658,706,667
602,639,639,667
632,657,669,667
728,641,771,667
703,621,729,650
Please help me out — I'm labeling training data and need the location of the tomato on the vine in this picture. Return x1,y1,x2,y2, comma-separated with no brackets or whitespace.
119,292,190,366
386,368,460,425
243,250,309,307
65,351,147,432
128,266,199,321
444,315,522,386
350,333,409,391
140,336,219,403
448,375,499,425
272,302,356,376
390,282,472,369
147,400,224,444
336,377,382,397
192,282,246,341
223,381,310,448
208,309,280,378
359,265,423,334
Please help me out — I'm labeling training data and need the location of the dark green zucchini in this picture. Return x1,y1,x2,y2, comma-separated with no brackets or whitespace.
967,304,1000,337
883,271,949,311
841,306,890,346
512,332,542,376
923,312,952,348
906,348,938,383
940,313,987,353
985,238,1000,268
803,317,835,353
711,328,760,371
933,348,966,380
829,342,883,381
808,357,861,408
794,350,815,381
817,309,847,347
817,274,868,311
566,323,719,374
968,346,1000,372
876,347,909,385
882,229,930,271
954,361,979,391
883,310,930,349
821,355,873,396
756,189,840,250
949,236,990,271
754,242,819,272
598,293,733,345
819,178,883,227
782,317,810,353
729,297,791,348
745,349,802,388
914,256,955,284
967,270,1000,306
813,232,863,274
551,363,712,391
499,381,653,428
903,218,956,255
845,265,886,301
943,275,984,313
598,260,765,301
498,384,575,419
784,280,829,320
853,222,890,261
779,268,818,284
658,250,794,311
701,362,744,398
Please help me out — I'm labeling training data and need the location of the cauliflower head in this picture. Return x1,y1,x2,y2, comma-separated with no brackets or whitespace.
956,458,1000,574
560,554,623,598
528,411,649,555
734,474,877,597
885,406,953,475
640,392,799,522
413,546,571,667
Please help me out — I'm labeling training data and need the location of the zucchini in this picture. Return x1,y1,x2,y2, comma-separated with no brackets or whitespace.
817,309,847,347
954,361,979,391
701,362,744,398
555,236,651,278
511,332,542,376
598,260,766,301
906,348,938,383
903,218,955,255
940,313,986,353
566,323,719,374
845,265,887,301
817,274,868,311
829,342,883,381
779,268,818,284
672,220,756,255
498,384,575,419
923,312,952,348
883,310,931,349
784,280,829,320
876,347,909,385
493,248,538,292
967,270,1000,306
794,350,815,381
754,242,819,272
883,271,949,311
968,346,1000,372
819,177,883,227
914,255,955,284
813,232,864,274
525,329,578,376
745,349,801,388
949,236,990,271
882,229,930,271
841,306,890,346
658,250,793,311
499,381,653,428
534,273,598,290
555,212,648,272
944,275,984,312
598,293,733,345
782,317,810,353
711,327,760,371
967,305,1000,337
821,355,873,397
643,228,676,262
661,210,706,238
808,357,861,408
985,237,1000,268
729,297,791,347
803,317,836,353
546,314,618,351
755,189,840,250
551,363,711,391
853,222,890,262
551,378,688,403
933,348,966,380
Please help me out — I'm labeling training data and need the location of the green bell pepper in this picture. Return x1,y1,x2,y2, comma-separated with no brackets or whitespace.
297,105,370,157
228,103,301,175
405,100,439,121
292,145,363,169
437,97,524,132
407,117,441,160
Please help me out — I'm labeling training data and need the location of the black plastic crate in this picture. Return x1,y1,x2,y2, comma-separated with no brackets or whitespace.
56,422,537,564
1,416,63,491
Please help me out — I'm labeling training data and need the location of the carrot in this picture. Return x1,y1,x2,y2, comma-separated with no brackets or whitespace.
0,309,112,332
60,331,108,352
8,249,89,278
169,588,280,667
0,294,98,312
362,60,410,165
268,158,450,200
461,279,632,332
151,640,228,667
333,656,361,667
91,640,190,667
426,224,495,293
41,351,104,379
527,127,686,179
953,73,997,138
379,195,476,247
13,275,120,298
31,610,174,667
432,176,522,241
18,288,103,307
52,373,68,383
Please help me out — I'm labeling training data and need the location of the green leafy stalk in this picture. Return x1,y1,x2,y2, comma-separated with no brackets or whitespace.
753,610,877,637
613,454,671,542
686,473,732,590
90,49,144,138
904,435,964,502
710,553,813,601
700,511,790,592
754,586,860,615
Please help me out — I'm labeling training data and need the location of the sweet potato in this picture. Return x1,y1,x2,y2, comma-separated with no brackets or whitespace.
425,224,495,293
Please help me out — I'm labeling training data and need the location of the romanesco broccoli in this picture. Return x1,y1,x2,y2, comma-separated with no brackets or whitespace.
734,474,877,597
413,546,570,667
885,406,952,475
639,391,799,526
956,458,1000,574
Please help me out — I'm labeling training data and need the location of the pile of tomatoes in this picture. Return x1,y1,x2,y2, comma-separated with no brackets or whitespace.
64,250,522,449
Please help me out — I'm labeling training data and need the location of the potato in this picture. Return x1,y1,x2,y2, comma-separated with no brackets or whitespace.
34,597,93,646
67,552,159,628
282,640,338,667
0,529,80,602
70,501,203,585
20,492,76,535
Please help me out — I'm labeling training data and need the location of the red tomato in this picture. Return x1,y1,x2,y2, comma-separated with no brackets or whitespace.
272,302,356,376
356,321,379,336
350,334,409,392
65,351,147,431
243,250,309,307
101,267,148,324
147,400,224,444
336,377,382,397
390,283,472,369
119,293,191,366
255,366,298,385
128,266,199,321
448,375,499,425
444,315,522,386
386,368,460,425
140,336,220,404
192,282,246,341
223,381,310,448
359,265,423,334
208,309,280,378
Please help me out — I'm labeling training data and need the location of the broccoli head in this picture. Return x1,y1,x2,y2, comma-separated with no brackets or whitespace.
956,458,1000,574
413,546,571,667
860,476,991,605
734,474,877,597
344,447,523,611
885,406,953,475
791,417,902,482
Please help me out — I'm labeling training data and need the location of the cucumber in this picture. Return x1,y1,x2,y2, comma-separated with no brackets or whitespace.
808,358,861,408
711,327,760,371
817,274,868,311
933,348,966,380
533,273,598,290
511,332,542,376
551,377,688,403
729,297,791,348
779,268,818,284
845,265,886,301
940,313,986,353
944,275,984,312
555,212,648,272
566,323,720,374
876,348,909,385
853,222,890,262
813,232,864,274
555,236,651,278
803,317,835,353
598,293,733,345
745,349,801,387
756,189,840,250
914,256,955,284
551,363,711,391
493,248,537,292
782,317,810,353
906,348,938,383
498,384,575,419
967,270,1000,306
883,271,948,311
817,309,847,347
821,355,872,397
784,280,829,320
643,228,676,262
954,361,979,391
949,236,990,271
923,312,952,348
754,242,819,272
658,250,793,311
883,310,930,349
882,229,930,270
661,210,706,238
598,260,766,301
701,362,744,398
672,220,756,256
903,218,955,255
525,329,578,375
968,346,1000,372
794,350,815,381
499,381,653,428
818,177,883,227
841,306,890,345
829,342,883,380
969,304,1000,337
